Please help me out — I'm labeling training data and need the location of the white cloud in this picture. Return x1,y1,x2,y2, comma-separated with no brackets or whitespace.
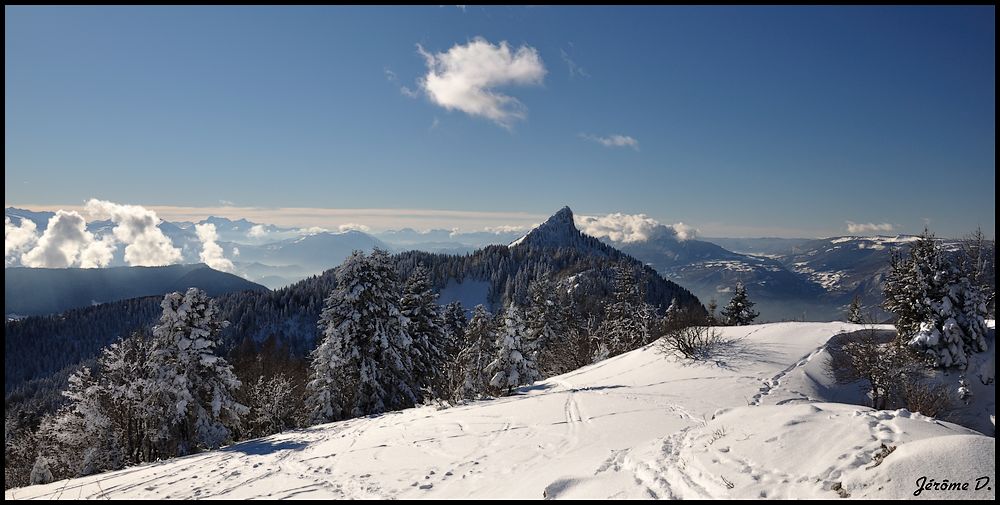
338,223,372,233
5,217,38,266
79,236,117,269
483,224,534,234
669,222,698,241
580,133,639,150
401,86,420,98
386,66,421,98
247,224,269,239
195,223,234,272
417,37,546,128
85,199,182,267
26,204,548,236
232,246,240,257
575,213,661,243
298,226,329,236
21,210,113,268
560,48,589,79
575,213,697,243
219,199,235,206
846,221,895,234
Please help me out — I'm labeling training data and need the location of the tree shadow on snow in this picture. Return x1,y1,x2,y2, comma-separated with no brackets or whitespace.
681,337,787,372
221,439,309,456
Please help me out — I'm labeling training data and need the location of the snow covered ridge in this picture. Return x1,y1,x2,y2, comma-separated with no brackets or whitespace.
6,322,994,500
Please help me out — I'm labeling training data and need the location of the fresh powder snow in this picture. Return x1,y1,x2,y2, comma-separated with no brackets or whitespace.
6,322,994,500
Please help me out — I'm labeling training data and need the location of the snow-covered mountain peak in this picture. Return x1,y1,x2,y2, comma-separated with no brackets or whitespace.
510,206,583,249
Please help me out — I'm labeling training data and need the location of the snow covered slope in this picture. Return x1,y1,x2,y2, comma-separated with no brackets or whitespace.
7,323,994,500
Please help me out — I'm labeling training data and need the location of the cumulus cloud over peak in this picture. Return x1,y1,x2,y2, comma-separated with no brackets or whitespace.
195,223,235,272
20,210,113,268
338,223,372,233
5,217,38,266
580,133,639,150
575,213,697,243
298,226,329,236
846,221,895,234
417,37,546,128
84,199,182,267
247,224,269,239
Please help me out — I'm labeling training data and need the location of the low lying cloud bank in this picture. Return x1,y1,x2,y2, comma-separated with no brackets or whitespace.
5,199,230,270
846,221,895,234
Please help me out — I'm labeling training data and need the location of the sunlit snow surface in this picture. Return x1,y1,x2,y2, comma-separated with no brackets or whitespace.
7,322,994,500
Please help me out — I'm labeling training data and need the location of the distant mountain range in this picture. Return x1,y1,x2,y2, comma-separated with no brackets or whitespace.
5,264,267,317
4,206,700,397
611,231,978,322
6,206,988,321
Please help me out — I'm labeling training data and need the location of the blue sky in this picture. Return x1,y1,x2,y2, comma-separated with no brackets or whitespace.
4,6,995,238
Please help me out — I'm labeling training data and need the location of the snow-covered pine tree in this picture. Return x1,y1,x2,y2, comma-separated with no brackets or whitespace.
442,301,468,353
34,366,109,479
596,264,650,356
400,265,447,401
664,297,683,331
847,295,864,324
884,231,939,340
706,298,719,325
148,288,246,454
884,229,990,368
525,276,567,378
548,289,586,376
305,249,416,423
721,281,759,326
487,304,539,396
29,455,53,485
453,305,497,401
94,333,159,467
441,301,468,395
245,373,297,438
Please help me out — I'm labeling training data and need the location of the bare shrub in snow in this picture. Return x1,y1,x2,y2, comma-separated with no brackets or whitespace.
658,323,729,361
900,382,951,418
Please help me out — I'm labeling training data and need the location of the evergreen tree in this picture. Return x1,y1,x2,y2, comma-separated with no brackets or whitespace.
148,288,246,453
846,295,864,324
441,301,468,396
244,374,298,438
706,298,719,325
595,264,652,356
34,367,108,479
305,249,415,423
525,277,567,377
883,229,990,368
664,297,683,330
721,281,759,326
400,265,447,401
29,455,53,485
487,305,539,396
453,305,496,401
548,290,585,376
442,301,468,352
